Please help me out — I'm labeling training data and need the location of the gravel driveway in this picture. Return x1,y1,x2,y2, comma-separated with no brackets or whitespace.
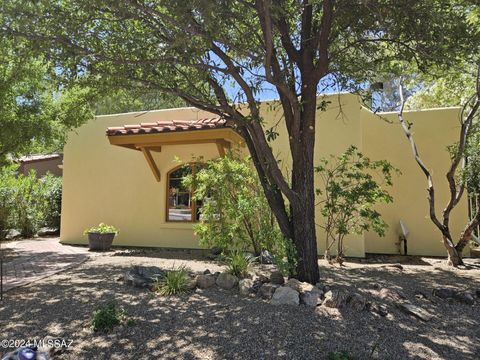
1,252,479,359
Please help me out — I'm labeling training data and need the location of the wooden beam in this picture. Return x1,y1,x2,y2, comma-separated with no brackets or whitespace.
136,145,162,152
140,147,161,182
216,140,231,157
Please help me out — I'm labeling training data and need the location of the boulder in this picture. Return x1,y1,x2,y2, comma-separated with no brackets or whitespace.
186,278,197,290
271,286,300,306
300,288,323,307
196,274,216,289
239,278,255,296
379,288,405,302
270,271,285,285
285,278,317,294
124,266,165,289
322,290,347,308
260,250,274,264
454,292,475,305
397,303,433,321
347,293,367,311
5,229,21,240
37,227,59,237
433,287,457,299
216,273,239,290
258,283,279,300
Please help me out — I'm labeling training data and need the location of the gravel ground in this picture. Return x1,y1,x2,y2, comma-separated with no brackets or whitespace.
1,251,479,360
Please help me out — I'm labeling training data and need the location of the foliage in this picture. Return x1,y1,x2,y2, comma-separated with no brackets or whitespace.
42,175,62,228
316,146,398,263
225,252,254,279
327,351,354,360
84,223,119,235
154,266,190,296
183,153,283,256
92,302,127,333
0,167,16,237
272,238,298,277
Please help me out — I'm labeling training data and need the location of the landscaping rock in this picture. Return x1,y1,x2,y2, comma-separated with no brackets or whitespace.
255,273,270,283
5,229,21,240
300,288,323,307
239,278,255,295
322,290,347,309
382,263,403,271
271,286,300,306
347,293,367,311
260,250,274,264
124,266,165,289
186,278,197,290
216,273,239,290
196,274,216,289
379,288,405,302
286,278,317,294
258,283,279,300
454,292,475,305
251,279,263,293
37,227,59,237
369,302,388,317
397,303,433,321
203,269,212,275
433,287,457,299
270,271,285,285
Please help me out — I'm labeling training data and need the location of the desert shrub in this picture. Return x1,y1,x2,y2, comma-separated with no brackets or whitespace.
316,146,398,264
154,266,189,296
182,152,284,256
0,167,16,237
327,351,354,360
225,252,254,278
42,175,62,228
92,302,127,332
271,238,298,277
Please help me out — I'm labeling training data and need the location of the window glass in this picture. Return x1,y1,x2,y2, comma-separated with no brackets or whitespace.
167,164,194,222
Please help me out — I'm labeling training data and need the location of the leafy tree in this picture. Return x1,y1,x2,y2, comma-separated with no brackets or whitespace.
3,1,478,282
316,146,397,264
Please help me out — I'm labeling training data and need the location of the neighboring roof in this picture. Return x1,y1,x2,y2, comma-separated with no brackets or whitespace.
18,153,63,164
106,117,230,136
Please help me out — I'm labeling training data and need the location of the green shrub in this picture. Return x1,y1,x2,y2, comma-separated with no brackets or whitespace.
272,238,298,277
225,252,254,278
327,351,354,360
42,175,62,228
0,167,15,237
84,223,119,235
154,266,189,296
182,152,284,256
92,302,127,332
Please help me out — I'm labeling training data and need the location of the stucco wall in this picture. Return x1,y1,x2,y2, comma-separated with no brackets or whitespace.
61,94,470,258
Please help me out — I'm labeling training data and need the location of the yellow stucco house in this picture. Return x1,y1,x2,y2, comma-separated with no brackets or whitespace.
60,93,471,258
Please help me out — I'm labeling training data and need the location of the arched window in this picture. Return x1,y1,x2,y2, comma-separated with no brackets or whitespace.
166,164,203,222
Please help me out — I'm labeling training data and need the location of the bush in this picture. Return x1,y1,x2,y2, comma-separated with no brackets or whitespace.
84,223,119,235
327,351,354,360
0,167,63,237
154,266,189,296
92,302,127,332
225,252,254,278
182,152,284,256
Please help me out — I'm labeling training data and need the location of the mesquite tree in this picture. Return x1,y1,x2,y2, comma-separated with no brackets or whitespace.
2,1,477,282
396,65,480,266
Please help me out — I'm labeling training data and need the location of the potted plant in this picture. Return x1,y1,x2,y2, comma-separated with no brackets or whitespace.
84,223,118,251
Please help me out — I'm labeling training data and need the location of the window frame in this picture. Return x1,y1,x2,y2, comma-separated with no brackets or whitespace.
165,163,200,223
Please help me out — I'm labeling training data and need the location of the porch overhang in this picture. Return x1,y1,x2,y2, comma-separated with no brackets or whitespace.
106,118,244,182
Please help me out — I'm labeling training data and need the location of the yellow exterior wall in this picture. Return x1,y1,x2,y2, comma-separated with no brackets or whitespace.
361,107,469,256
61,94,469,258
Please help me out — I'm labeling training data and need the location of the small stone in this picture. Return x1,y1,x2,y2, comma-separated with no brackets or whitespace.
251,279,263,293
397,303,433,321
454,292,475,305
379,288,405,303
271,286,300,306
347,293,367,311
203,269,211,275
216,273,239,290
433,287,457,299
372,283,381,290
270,271,285,285
369,302,388,317
116,275,124,282
239,278,255,296
300,289,323,307
260,250,274,264
322,290,347,308
258,283,279,300
382,263,403,270
196,274,216,289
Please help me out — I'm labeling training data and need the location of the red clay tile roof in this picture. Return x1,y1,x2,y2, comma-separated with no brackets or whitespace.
106,117,230,136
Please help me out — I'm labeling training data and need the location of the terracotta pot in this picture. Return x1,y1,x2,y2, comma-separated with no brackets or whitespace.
87,232,115,251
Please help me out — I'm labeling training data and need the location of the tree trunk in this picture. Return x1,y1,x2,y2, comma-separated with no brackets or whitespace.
443,234,464,266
